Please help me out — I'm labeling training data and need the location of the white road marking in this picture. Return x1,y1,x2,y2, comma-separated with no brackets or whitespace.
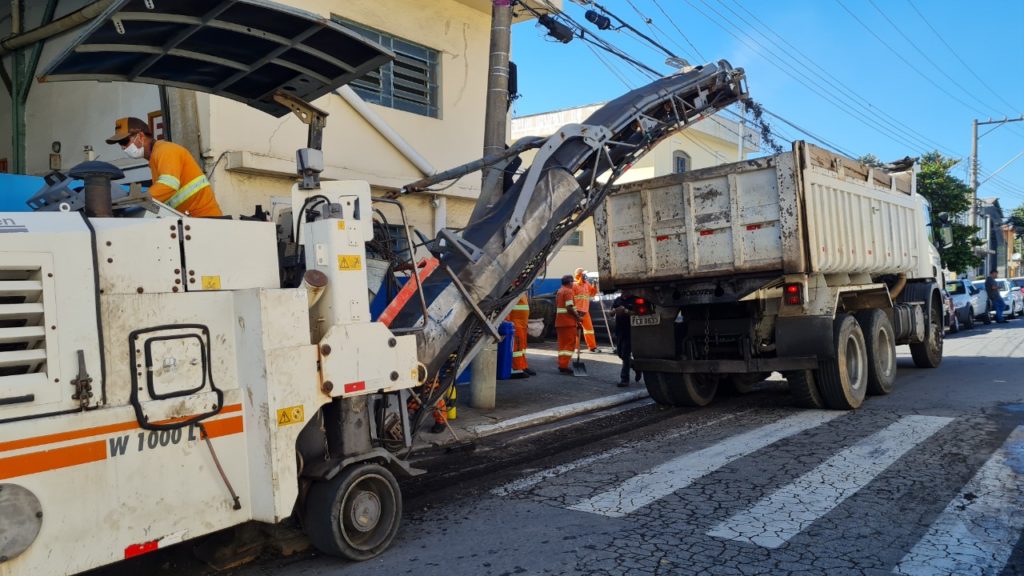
568,410,844,518
491,411,751,496
707,415,953,549
893,425,1024,576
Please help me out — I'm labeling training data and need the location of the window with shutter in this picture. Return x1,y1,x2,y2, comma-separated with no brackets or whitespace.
334,18,440,118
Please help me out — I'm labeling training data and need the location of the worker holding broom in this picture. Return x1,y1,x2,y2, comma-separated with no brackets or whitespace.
573,268,599,352
555,275,582,374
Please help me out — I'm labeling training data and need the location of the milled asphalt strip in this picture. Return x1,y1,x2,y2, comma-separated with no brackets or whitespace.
468,390,649,438
491,409,754,497
568,410,844,518
707,414,953,549
893,425,1024,576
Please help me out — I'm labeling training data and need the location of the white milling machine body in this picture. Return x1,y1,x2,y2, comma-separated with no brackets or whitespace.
0,2,749,574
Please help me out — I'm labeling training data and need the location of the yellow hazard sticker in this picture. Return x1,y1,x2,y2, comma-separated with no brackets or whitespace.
201,275,221,290
336,220,346,230
337,255,362,271
276,405,305,427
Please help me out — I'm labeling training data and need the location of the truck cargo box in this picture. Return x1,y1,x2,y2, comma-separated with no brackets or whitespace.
596,142,924,290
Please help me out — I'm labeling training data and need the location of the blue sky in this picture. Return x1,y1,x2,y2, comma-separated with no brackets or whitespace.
511,0,1024,214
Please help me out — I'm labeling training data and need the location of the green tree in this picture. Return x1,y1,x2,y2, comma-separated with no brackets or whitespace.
858,153,883,167
915,152,982,274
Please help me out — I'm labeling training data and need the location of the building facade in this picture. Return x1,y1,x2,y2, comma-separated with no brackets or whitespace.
1,0,558,235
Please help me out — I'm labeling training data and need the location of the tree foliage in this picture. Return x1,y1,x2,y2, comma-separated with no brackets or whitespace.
915,152,982,274
858,153,883,168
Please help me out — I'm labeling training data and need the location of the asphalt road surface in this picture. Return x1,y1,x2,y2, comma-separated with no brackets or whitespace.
110,320,1024,576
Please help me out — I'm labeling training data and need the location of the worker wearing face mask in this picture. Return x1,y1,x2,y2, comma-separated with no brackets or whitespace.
106,117,222,217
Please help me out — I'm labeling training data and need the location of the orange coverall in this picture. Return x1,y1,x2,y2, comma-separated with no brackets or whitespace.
574,275,598,350
508,294,530,372
555,286,579,370
148,140,222,217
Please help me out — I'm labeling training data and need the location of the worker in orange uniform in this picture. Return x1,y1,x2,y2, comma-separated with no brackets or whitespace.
574,268,599,352
555,275,581,374
106,117,223,217
507,294,536,379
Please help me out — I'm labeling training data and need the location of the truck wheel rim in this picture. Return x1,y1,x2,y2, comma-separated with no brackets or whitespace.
846,337,865,394
878,328,894,376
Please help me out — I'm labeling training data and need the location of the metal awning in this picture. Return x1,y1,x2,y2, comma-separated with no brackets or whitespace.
39,0,394,118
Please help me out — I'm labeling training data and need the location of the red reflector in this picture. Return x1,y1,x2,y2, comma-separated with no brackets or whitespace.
635,298,645,304
655,235,670,241
699,230,714,236
785,296,802,306
125,540,159,559
746,224,762,231
616,241,631,247
344,381,366,394
785,284,800,294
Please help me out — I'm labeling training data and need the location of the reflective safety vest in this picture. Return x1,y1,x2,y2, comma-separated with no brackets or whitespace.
573,278,597,315
508,294,530,324
555,286,578,328
148,140,223,217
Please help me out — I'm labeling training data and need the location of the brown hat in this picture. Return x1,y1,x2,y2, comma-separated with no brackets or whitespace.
105,117,150,145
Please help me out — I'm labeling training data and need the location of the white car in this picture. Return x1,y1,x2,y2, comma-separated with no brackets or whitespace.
946,279,988,328
972,278,1023,319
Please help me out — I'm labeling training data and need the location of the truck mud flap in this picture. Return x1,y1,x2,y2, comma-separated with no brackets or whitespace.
776,316,836,359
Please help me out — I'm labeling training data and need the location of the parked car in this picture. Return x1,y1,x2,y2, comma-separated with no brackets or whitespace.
946,278,988,328
972,278,1023,319
942,286,959,333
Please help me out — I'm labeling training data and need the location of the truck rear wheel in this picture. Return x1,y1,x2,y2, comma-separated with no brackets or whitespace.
818,314,868,410
785,370,825,409
909,298,943,369
856,309,896,395
304,463,402,561
644,371,718,407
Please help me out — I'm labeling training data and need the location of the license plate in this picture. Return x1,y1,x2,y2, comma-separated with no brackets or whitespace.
631,314,660,327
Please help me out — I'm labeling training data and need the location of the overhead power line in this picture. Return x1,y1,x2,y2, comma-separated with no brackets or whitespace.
649,0,706,62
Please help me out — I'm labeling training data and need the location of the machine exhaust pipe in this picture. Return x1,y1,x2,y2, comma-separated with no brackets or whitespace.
68,161,124,218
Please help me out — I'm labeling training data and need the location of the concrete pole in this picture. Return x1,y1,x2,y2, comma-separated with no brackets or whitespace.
470,340,497,410
736,102,745,161
473,0,512,223
970,118,978,228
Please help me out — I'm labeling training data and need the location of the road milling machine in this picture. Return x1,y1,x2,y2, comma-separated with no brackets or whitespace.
0,2,747,574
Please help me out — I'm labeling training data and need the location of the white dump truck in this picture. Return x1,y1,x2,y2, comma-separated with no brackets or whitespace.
596,142,945,410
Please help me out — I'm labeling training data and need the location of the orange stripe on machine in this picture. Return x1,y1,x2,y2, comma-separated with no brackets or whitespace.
0,440,107,480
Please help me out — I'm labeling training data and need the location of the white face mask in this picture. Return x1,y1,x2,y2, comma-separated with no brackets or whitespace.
124,137,144,159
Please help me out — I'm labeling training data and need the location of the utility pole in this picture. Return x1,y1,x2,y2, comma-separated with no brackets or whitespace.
970,115,1024,227
736,102,745,161
473,0,513,224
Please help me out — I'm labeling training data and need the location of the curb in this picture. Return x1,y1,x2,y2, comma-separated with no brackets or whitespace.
467,389,650,438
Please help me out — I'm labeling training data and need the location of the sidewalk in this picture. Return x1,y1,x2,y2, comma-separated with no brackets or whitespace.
413,341,648,452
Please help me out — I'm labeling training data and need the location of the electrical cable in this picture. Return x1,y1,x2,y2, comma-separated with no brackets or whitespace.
649,0,707,61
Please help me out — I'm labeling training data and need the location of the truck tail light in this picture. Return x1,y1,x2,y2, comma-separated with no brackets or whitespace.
783,283,804,306
635,297,653,315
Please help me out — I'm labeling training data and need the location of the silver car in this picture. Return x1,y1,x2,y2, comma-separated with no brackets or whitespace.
946,279,988,328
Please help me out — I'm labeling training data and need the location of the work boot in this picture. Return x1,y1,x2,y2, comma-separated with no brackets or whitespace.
617,380,629,388
430,422,446,434
524,368,537,376
634,369,643,382
558,368,573,375
510,372,529,379
589,347,601,353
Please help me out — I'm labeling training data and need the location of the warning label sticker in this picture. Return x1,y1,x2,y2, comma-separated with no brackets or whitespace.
337,255,362,271
276,405,305,427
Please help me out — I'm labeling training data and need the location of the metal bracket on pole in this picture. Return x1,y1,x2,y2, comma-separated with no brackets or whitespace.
273,91,328,190
502,124,613,246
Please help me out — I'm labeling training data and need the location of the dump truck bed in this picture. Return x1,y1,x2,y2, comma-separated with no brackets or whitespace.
596,142,922,290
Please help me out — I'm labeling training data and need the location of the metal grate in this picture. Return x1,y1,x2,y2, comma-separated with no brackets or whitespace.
0,268,48,384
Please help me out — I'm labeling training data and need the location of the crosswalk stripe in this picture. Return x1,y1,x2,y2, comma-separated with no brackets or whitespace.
893,425,1024,576
568,410,844,518
492,411,751,497
707,414,952,549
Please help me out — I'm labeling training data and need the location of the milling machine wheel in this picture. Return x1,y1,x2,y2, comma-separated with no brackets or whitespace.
304,463,402,561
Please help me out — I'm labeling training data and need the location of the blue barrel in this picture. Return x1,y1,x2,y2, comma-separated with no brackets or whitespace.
455,365,471,384
496,321,515,380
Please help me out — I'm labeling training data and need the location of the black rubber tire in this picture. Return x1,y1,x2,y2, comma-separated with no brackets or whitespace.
964,307,975,329
910,298,943,369
643,371,718,407
644,371,674,406
818,314,868,410
304,463,402,562
785,370,825,409
855,309,897,396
